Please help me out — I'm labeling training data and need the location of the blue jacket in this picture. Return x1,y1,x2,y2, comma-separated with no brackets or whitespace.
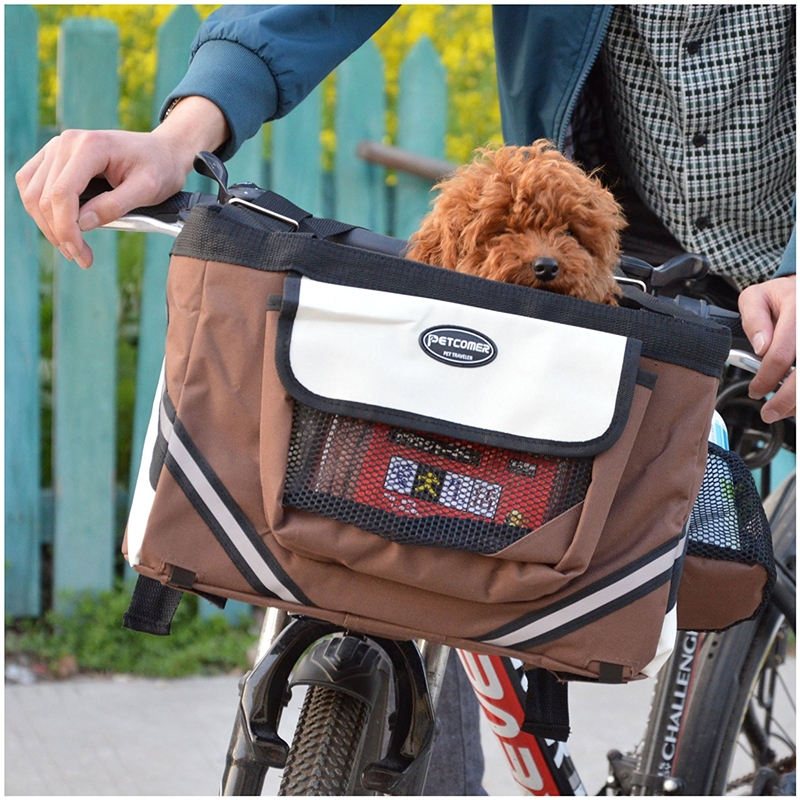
164,5,795,277
163,5,613,157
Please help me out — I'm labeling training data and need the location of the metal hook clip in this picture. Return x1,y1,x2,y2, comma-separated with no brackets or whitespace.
226,197,301,231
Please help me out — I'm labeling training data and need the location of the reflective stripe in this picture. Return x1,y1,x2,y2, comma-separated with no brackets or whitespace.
480,532,687,649
158,393,309,606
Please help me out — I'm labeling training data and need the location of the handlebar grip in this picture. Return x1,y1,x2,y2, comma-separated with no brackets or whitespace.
128,191,196,222
78,177,197,223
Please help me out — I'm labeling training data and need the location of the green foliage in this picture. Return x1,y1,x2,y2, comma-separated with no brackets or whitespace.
6,584,257,677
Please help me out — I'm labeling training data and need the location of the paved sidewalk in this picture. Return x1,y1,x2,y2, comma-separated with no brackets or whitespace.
5,669,669,796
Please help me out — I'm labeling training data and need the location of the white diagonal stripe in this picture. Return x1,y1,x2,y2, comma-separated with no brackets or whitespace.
160,404,303,604
484,537,685,648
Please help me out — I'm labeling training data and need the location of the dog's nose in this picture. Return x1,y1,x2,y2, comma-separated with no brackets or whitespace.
532,257,559,282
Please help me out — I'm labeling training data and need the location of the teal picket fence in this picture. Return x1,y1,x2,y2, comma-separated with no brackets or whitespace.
5,6,451,617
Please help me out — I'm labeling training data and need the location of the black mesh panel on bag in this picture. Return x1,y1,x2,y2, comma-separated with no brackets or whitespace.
283,404,593,555
687,442,776,600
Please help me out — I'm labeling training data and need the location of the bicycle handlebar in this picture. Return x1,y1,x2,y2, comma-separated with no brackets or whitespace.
83,168,782,381
79,177,203,225
80,176,408,254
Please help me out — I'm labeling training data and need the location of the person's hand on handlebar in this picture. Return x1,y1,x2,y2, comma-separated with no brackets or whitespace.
738,274,796,423
15,96,229,270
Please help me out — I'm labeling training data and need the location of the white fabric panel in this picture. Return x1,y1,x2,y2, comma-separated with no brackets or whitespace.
641,606,678,678
289,278,630,444
126,363,165,566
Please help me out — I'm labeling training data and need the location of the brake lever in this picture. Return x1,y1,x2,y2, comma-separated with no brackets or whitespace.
618,253,710,294
100,215,184,237
728,349,765,376
649,253,710,288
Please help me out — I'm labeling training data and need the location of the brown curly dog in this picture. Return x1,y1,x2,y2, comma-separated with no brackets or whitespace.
405,141,626,305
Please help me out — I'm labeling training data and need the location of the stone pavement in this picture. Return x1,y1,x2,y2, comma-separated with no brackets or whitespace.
5,668,668,796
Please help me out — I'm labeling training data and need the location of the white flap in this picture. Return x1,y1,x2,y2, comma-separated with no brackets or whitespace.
282,277,636,449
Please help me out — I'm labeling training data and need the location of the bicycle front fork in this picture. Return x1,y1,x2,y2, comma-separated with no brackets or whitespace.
606,631,700,796
220,608,449,796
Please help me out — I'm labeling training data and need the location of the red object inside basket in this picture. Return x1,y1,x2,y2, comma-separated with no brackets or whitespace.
312,416,562,529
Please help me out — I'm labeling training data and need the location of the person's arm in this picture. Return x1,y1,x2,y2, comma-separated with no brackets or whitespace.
160,5,399,161
15,96,229,269
16,5,398,268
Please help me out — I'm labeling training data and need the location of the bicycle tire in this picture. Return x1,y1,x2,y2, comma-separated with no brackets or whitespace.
671,473,796,795
278,686,371,796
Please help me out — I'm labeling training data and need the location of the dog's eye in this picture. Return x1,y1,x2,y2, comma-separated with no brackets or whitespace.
562,229,575,238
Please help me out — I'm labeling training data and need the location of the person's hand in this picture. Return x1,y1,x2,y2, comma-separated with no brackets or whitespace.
15,96,229,269
738,274,796,423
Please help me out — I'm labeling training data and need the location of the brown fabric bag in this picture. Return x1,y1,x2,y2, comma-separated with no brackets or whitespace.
123,198,769,682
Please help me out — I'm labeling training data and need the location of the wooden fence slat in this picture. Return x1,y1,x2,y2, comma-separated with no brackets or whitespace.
334,40,387,233
52,19,120,608
395,37,447,241
225,130,266,189
269,85,324,215
151,7,202,136
129,5,205,501
5,5,42,617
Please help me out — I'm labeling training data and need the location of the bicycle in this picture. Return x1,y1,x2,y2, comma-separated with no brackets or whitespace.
90,160,795,796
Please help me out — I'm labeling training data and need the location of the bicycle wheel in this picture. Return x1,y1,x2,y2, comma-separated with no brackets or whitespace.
672,473,796,795
278,686,371,796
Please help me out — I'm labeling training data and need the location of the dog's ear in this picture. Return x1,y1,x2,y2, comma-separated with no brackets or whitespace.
405,205,463,267
568,177,627,269
405,174,477,268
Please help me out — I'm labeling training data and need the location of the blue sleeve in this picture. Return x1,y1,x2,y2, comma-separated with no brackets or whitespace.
161,5,399,160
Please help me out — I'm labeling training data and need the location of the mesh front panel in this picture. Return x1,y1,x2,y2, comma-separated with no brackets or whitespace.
283,403,593,555
688,443,775,583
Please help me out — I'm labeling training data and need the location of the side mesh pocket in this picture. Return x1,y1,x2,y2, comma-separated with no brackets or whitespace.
682,442,776,629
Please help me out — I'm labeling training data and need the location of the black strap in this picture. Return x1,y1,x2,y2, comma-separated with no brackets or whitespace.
123,575,184,636
122,573,229,637
521,668,571,742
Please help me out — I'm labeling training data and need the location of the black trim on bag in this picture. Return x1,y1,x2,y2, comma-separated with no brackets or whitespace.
475,534,685,650
598,663,625,683
275,274,645,459
493,572,673,652
164,565,229,609
172,208,730,378
637,369,658,390
160,391,315,608
150,426,169,491
666,523,689,613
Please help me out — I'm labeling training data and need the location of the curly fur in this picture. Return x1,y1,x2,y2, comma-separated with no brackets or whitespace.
405,141,626,305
